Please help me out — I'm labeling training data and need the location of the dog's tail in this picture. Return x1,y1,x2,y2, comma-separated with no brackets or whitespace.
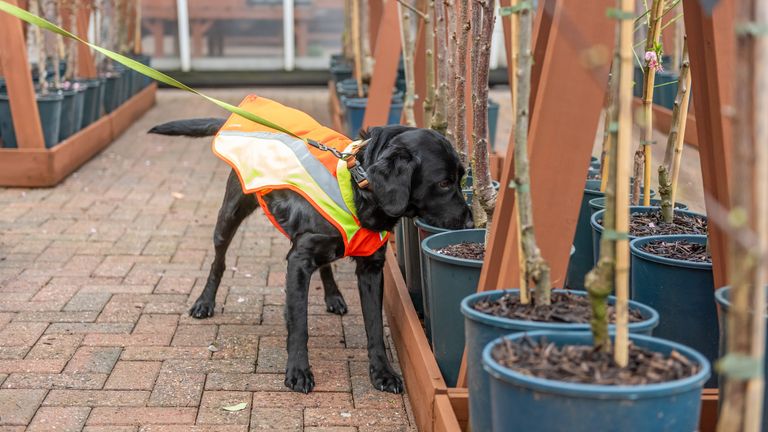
148,118,226,137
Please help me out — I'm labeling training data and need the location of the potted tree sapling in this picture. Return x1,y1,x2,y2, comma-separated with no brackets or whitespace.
715,1,768,428
461,12,659,430
628,39,719,387
590,41,707,267
481,8,710,428
0,0,63,149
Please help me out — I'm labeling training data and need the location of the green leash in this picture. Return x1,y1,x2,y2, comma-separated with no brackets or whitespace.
0,0,305,142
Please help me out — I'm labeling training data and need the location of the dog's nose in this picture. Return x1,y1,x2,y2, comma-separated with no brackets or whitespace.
464,217,474,229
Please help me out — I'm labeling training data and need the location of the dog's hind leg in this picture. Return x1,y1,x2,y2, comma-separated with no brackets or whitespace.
319,264,347,315
190,170,258,319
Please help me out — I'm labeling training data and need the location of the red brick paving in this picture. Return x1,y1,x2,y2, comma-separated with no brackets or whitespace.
0,89,415,431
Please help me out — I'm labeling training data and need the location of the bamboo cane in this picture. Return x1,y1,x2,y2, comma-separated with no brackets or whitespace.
134,0,142,54
632,0,663,206
513,0,550,305
600,56,618,193
717,0,768,428
658,38,690,223
668,41,692,206
398,0,417,126
614,0,634,368
352,0,363,98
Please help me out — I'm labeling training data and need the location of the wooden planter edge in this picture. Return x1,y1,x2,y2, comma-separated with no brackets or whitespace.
0,83,157,188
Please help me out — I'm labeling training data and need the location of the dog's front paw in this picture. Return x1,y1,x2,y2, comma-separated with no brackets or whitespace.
189,299,215,319
284,366,315,393
370,366,404,394
324,294,348,315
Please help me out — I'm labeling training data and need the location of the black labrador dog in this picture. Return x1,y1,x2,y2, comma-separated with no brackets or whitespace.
149,119,472,394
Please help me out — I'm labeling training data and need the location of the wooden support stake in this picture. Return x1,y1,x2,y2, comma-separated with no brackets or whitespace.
0,0,45,149
362,0,401,129
76,3,97,78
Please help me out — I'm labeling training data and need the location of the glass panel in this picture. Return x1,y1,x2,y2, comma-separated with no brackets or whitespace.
295,0,344,69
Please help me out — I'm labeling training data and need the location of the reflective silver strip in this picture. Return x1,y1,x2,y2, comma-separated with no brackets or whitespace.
218,130,350,214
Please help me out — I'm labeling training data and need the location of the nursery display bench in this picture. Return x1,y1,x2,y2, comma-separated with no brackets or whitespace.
367,0,736,430
0,0,156,187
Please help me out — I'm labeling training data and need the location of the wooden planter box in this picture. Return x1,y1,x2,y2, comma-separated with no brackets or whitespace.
0,83,157,187
381,247,720,431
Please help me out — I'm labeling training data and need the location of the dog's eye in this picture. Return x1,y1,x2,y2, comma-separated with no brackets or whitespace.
438,179,452,189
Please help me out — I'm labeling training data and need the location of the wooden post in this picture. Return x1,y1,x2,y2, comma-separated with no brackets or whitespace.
76,3,97,78
0,0,45,149
369,0,383,55
682,0,734,290
362,0,401,129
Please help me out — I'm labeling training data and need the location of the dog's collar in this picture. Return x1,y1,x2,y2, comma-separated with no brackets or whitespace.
345,139,371,190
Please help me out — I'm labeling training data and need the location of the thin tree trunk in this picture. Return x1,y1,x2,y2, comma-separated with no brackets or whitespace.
352,0,363,97
445,0,457,146
512,1,549,306
63,0,77,82
30,0,48,95
658,39,690,223
585,35,621,352
717,0,768,429
470,0,497,228
398,1,417,126
360,0,373,80
42,0,61,88
423,0,435,125
632,0,663,206
430,0,449,134
453,0,470,165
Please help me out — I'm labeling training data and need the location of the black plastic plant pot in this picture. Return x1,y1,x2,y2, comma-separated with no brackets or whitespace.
96,77,107,118
590,156,600,169
462,289,659,432
588,196,687,218
414,218,451,343
630,235,718,388
482,330,710,432
565,179,605,290
78,79,102,128
57,89,78,141
330,63,353,83
715,286,768,427
71,85,87,135
591,206,707,266
421,229,485,387
0,92,63,148
343,98,403,138
653,71,679,110
394,220,406,278
402,218,425,318
488,98,500,150
103,73,122,114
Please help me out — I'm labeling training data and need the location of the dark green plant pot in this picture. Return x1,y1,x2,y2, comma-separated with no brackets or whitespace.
631,235,718,388
462,288,658,432
71,85,87,135
0,92,63,148
588,196,687,219
488,99,499,150
403,218,424,318
422,229,485,387
653,71,679,110
483,331,710,432
57,89,78,141
591,206,707,266
103,73,122,113
415,218,451,343
590,156,600,169
565,180,605,290
78,79,102,128
96,77,106,118
715,286,768,427
394,220,406,278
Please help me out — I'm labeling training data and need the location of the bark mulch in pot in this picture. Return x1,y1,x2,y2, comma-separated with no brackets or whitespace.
435,242,485,260
492,336,699,385
598,209,707,237
472,292,644,324
640,239,711,263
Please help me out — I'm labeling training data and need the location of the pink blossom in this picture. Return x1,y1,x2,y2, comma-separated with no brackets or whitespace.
645,51,663,72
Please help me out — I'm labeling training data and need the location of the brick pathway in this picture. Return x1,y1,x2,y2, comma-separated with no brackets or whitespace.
0,88,416,431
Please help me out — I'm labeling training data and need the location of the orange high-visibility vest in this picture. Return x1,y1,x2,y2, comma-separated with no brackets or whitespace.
212,95,389,257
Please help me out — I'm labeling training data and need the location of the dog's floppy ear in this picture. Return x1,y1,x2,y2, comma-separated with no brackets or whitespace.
367,144,417,217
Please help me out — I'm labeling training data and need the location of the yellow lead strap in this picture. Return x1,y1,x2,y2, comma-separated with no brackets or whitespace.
0,0,304,142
